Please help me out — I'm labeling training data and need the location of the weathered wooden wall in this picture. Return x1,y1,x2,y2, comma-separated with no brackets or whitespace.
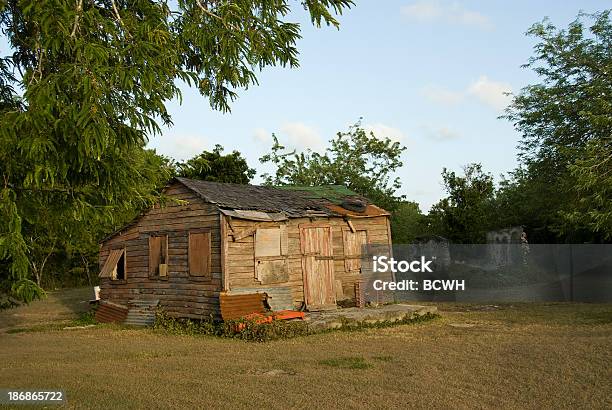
224,215,391,307
99,182,222,319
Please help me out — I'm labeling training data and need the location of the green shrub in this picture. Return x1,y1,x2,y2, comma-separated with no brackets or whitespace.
222,318,310,342
153,308,309,341
153,309,219,336
72,310,97,326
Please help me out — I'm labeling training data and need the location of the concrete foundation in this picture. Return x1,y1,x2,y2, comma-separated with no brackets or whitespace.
304,304,437,331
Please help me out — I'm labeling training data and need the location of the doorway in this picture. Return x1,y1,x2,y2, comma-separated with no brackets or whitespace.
300,224,336,310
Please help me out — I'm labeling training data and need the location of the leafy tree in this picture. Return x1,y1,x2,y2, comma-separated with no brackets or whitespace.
390,201,427,244
428,163,495,244
503,11,612,241
2,148,173,298
178,145,255,184
0,0,353,301
260,120,406,212
492,164,579,243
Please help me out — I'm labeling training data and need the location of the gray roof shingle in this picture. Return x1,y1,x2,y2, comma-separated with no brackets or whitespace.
100,178,386,243
176,177,343,217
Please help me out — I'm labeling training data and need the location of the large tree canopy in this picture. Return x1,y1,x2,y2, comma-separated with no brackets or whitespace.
0,0,353,301
503,10,612,241
428,163,495,244
260,120,406,212
177,144,255,184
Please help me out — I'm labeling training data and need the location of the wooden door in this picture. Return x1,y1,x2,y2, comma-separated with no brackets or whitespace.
300,225,336,310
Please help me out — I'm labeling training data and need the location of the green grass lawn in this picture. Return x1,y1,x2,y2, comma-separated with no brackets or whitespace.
1,288,611,409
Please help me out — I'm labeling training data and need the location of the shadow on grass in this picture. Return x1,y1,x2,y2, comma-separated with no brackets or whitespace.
0,287,93,332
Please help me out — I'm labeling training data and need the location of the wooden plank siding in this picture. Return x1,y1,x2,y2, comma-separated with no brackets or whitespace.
98,182,223,319
225,215,391,308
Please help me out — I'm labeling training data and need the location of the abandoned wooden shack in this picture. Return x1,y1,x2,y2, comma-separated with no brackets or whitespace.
97,177,392,321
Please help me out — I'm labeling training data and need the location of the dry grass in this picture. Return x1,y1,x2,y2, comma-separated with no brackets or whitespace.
0,287,91,332
1,289,611,409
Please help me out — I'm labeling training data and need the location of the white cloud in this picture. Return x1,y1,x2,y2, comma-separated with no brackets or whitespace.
253,127,271,143
421,85,464,105
279,122,324,151
467,75,513,111
401,1,443,20
401,1,493,30
149,133,209,161
423,125,461,141
363,123,407,143
421,76,513,111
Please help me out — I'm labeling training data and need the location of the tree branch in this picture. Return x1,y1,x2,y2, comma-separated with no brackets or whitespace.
195,0,238,31
110,0,131,38
70,0,84,38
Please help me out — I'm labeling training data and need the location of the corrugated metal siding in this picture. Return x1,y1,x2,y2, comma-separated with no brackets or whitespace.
219,293,267,320
95,301,128,323
229,287,294,311
124,300,159,327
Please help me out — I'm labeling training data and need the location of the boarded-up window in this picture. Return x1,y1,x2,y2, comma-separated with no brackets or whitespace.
189,231,211,277
343,230,368,272
149,235,168,277
99,248,126,280
254,226,289,284
254,226,288,257
256,259,289,284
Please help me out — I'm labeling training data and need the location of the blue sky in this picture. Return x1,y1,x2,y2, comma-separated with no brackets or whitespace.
1,1,607,211
152,0,608,211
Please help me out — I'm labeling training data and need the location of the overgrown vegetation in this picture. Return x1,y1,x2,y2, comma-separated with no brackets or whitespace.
153,308,439,342
153,309,312,342
71,309,98,326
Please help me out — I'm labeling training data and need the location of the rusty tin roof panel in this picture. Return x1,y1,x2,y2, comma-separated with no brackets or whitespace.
324,203,390,217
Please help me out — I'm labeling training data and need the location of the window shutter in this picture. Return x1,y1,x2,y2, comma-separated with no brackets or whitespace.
343,230,368,272
255,228,282,257
99,249,125,278
149,235,167,276
189,231,211,277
